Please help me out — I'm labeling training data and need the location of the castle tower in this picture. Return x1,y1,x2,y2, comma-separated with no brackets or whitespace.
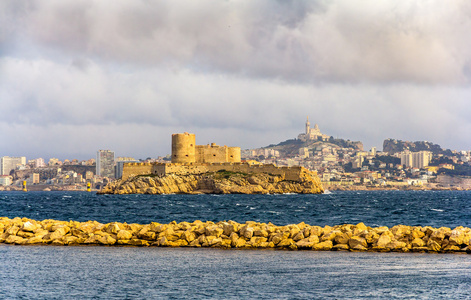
171,133,196,163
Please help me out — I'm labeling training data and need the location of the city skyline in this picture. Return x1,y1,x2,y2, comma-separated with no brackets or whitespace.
2,1,471,161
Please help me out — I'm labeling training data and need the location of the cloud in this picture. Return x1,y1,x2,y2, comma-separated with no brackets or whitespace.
4,0,471,84
1,0,471,160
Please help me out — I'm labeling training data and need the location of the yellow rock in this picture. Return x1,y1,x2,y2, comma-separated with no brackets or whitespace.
296,236,319,249
430,227,451,242
376,231,393,248
391,225,411,239
5,235,25,244
277,238,295,248
242,227,254,240
449,228,471,246
182,230,197,243
189,239,201,247
269,232,286,245
443,245,461,252
386,240,407,250
427,240,441,252
321,230,342,242
411,238,425,248
117,230,133,240
50,227,69,240
99,235,116,245
335,232,353,245
221,238,232,248
254,229,269,238
365,231,379,244
222,222,238,236
17,231,34,238
6,225,20,236
105,222,121,234
22,221,38,232
84,235,100,244
63,236,79,245
350,244,368,251
168,239,189,247
129,239,150,246
51,239,66,246
348,236,367,249
25,236,44,244
205,225,224,238
312,241,333,251
411,229,425,239
333,244,349,251
249,237,268,247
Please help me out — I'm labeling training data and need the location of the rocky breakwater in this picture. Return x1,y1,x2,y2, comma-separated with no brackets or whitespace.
99,170,324,195
1,217,470,253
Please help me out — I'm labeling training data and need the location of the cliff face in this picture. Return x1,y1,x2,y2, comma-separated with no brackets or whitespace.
99,170,324,195
383,138,451,155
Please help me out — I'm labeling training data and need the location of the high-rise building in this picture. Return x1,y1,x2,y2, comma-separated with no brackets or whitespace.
0,156,26,175
96,150,115,178
400,151,432,169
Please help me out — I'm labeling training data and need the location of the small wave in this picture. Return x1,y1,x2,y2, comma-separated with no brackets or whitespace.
323,190,332,194
63,196,72,198
431,208,444,212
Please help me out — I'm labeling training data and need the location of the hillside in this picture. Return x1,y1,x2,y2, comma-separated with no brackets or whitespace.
262,137,363,157
383,139,452,155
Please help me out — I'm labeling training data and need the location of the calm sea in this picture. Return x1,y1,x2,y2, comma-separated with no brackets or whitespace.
1,190,470,299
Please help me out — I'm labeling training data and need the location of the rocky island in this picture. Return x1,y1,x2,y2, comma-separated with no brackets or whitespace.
100,132,324,195
99,168,324,195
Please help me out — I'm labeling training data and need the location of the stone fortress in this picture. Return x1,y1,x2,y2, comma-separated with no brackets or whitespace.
171,133,241,164
120,133,319,182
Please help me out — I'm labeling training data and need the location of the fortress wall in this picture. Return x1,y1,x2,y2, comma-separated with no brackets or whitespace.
227,147,241,163
122,162,314,183
121,163,154,180
196,145,228,163
195,146,205,164
151,164,167,177
164,163,209,176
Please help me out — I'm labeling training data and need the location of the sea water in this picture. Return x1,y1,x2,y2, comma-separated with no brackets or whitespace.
1,191,470,299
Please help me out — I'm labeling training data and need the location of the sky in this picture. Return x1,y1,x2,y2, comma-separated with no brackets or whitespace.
1,0,471,161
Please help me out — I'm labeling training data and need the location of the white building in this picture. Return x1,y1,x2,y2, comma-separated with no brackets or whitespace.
400,151,432,169
0,175,12,186
0,156,26,175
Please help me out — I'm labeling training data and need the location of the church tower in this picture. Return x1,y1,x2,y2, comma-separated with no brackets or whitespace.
305,116,310,134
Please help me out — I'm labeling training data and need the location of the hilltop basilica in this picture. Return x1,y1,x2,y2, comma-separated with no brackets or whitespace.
297,117,330,142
